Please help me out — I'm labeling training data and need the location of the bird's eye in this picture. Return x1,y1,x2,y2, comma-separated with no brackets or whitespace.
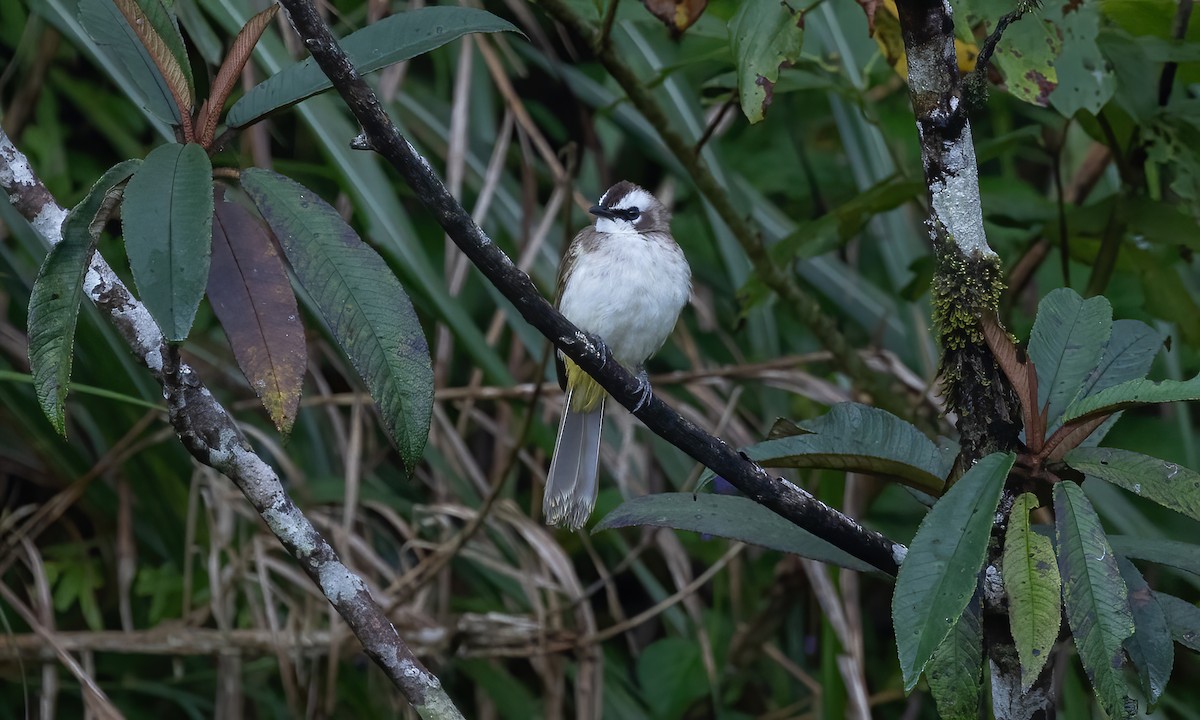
626,208,641,220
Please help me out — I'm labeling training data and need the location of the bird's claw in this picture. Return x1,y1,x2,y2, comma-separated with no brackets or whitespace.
585,332,611,366
632,368,653,412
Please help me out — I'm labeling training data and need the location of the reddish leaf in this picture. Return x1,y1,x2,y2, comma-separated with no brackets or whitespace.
640,0,708,34
207,185,306,434
197,4,279,148
982,312,1043,449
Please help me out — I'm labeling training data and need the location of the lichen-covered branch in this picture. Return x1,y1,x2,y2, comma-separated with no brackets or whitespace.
0,130,464,720
892,0,1021,462
272,0,907,575
892,2,1039,718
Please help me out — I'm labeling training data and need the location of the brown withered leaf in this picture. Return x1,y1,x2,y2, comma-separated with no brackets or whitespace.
641,0,708,35
981,311,1043,450
208,184,306,435
113,0,195,138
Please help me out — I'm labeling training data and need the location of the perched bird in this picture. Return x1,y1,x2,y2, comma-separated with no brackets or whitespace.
544,181,692,530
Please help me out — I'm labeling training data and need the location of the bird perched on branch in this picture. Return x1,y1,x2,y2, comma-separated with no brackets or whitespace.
544,181,692,531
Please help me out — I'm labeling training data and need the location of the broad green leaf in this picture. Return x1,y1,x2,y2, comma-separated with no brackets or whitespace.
1028,288,1113,428
728,0,804,124
1117,558,1173,704
1107,536,1200,578
78,0,180,124
957,0,1059,106
926,590,984,720
241,169,433,473
738,403,950,495
1061,373,1200,425
1154,592,1200,652
28,159,142,435
1065,447,1200,522
226,7,520,128
207,186,305,435
1055,482,1136,719
1002,493,1061,690
593,493,876,572
893,452,1013,691
1074,320,1163,447
1048,0,1115,116
122,142,213,341
114,0,193,111
636,638,707,719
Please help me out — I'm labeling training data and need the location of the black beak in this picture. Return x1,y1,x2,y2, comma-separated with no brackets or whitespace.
589,205,617,220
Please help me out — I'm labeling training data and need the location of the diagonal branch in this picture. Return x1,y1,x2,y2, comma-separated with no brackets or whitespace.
272,0,906,576
0,131,463,720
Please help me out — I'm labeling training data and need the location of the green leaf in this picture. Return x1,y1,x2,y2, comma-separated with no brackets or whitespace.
1048,0,1115,116
893,452,1014,691
737,403,951,495
207,185,306,435
1061,373,1200,425
78,0,180,124
122,142,213,341
958,0,1059,106
1154,591,1200,652
28,159,141,435
1055,482,1136,719
1074,319,1163,447
636,638,707,720
1064,447,1200,522
115,0,193,112
593,493,876,573
1117,558,1173,704
1107,536,1200,578
926,590,984,720
728,0,804,124
226,7,520,128
1002,493,1061,690
241,169,433,473
1028,288,1113,428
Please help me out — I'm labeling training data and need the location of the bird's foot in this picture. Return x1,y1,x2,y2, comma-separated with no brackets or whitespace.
632,367,653,412
584,332,611,366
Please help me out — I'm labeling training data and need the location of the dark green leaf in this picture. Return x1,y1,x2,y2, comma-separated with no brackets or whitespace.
1048,1,1115,116
636,638,707,719
728,0,804,124
226,7,520,128
893,452,1013,691
1154,592,1200,652
78,0,180,123
593,493,876,572
1003,493,1061,690
207,185,306,435
28,159,141,435
118,0,193,110
1055,482,1136,719
1074,319,1163,447
122,142,213,341
926,589,984,720
1065,447,1200,522
1061,373,1200,425
241,169,433,473
1107,536,1200,577
739,403,950,495
1117,558,1173,704
1028,288,1113,428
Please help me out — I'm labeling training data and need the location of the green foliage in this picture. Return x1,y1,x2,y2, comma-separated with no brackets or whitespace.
242,168,433,473
1002,493,1061,690
595,492,876,572
122,142,213,341
727,0,804,124
28,159,141,433
893,452,1013,691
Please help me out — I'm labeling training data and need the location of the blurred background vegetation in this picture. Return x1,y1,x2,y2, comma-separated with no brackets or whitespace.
0,0,1197,717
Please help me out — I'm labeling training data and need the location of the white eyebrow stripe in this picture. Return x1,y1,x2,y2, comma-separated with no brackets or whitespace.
615,187,653,211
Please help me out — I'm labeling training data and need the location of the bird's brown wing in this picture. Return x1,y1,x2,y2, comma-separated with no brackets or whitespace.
553,227,597,390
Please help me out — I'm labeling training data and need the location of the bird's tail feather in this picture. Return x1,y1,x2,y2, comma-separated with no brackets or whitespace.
544,390,605,530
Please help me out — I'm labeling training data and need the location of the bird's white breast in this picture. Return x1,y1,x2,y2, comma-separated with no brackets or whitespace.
558,230,690,368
